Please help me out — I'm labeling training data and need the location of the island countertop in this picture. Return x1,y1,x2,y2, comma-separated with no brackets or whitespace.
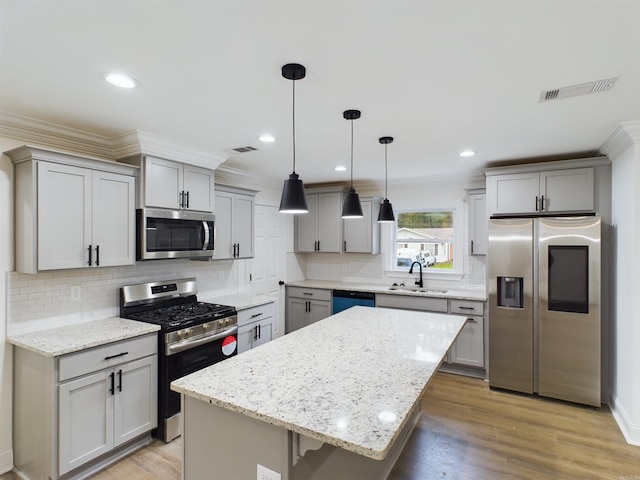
171,306,466,460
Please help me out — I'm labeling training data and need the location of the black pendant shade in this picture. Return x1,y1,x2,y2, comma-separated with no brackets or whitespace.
279,173,309,213
279,63,309,214
377,136,395,223
341,109,364,219
342,187,364,219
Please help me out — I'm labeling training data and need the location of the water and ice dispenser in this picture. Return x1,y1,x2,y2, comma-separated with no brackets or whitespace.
497,276,524,308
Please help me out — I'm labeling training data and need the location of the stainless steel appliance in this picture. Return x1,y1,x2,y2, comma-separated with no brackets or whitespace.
332,290,375,314
120,277,237,442
488,216,601,407
136,208,215,260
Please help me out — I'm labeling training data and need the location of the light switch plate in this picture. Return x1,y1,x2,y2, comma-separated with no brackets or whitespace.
257,464,281,480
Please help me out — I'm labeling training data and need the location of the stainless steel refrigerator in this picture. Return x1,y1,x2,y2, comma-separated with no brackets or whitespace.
488,216,601,407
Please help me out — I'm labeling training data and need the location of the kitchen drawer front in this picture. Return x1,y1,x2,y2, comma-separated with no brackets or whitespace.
375,293,448,313
287,287,332,302
59,333,157,382
450,300,484,316
238,302,275,327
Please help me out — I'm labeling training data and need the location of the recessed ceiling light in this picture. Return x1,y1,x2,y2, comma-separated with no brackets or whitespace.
334,165,347,172
258,134,276,143
460,150,476,157
103,72,138,89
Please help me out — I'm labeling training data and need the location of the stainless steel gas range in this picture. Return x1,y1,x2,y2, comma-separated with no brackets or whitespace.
120,277,237,442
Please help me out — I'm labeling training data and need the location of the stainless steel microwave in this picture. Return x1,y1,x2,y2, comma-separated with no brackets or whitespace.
136,208,214,260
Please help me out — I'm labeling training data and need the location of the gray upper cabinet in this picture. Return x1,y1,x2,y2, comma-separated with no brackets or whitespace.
485,162,601,216
467,189,487,255
120,155,215,212
295,191,342,253
343,196,381,254
213,185,256,260
8,146,137,274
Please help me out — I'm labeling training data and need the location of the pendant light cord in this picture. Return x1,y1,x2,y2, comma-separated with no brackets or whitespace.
350,119,354,187
384,143,388,198
292,79,296,174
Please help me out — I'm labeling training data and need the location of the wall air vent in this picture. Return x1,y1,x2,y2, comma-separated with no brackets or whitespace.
230,146,258,153
539,76,619,102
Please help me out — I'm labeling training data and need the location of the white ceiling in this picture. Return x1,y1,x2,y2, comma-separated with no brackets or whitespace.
1,1,639,187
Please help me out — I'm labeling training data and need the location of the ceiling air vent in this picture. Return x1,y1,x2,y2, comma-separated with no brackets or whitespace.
539,76,619,102
231,146,258,153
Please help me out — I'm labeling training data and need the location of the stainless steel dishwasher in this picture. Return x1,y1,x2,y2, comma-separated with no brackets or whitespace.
332,290,375,314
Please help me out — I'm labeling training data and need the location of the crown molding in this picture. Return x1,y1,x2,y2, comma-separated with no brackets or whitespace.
599,121,640,160
0,111,229,169
215,164,281,192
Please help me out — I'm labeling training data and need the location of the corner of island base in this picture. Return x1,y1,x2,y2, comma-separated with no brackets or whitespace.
182,395,421,480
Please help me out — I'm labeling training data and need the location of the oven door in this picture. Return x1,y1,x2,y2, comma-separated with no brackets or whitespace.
137,208,215,260
159,327,237,442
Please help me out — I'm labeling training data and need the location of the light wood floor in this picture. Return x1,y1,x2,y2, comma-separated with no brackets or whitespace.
4,372,639,479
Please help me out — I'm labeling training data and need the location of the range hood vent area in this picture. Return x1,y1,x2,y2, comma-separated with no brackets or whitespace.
539,76,618,102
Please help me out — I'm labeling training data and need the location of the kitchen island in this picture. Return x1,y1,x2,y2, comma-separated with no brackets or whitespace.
171,306,466,480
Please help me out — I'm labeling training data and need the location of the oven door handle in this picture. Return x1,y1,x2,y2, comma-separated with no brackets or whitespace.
166,326,238,355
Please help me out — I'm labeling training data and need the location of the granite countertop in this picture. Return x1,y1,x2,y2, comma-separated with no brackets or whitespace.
7,318,160,357
286,279,487,301
171,306,466,460
201,293,274,311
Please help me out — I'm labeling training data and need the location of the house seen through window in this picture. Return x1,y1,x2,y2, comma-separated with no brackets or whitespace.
395,210,454,270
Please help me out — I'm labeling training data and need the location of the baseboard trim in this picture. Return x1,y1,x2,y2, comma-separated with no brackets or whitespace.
0,447,14,475
610,393,640,446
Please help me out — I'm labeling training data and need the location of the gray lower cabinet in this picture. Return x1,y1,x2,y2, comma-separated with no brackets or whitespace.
14,333,158,480
286,287,332,333
237,302,275,353
376,294,486,373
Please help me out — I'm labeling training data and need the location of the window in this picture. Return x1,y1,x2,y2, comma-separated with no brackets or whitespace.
394,210,455,271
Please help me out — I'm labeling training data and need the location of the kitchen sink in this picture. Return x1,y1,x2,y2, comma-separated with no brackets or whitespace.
387,286,447,294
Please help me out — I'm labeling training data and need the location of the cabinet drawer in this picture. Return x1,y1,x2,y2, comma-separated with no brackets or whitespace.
238,302,275,327
287,287,332,302
375,293,448,313
59,334,157,382
450,300,484,316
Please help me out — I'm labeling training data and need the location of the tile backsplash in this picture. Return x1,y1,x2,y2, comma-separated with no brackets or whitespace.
7,259,241,335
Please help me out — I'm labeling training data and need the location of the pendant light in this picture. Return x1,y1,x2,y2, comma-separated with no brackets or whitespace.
278,63,309,214
377,136,395,223
341,109,364,219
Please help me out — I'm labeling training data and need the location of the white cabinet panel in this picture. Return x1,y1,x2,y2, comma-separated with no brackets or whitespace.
213,186,256,260
449,316,484,367
58,370,113,475
144,156,183,209
540,168,594,212
286,288,332,333
184,165,215,212
295,192,342,253
37,162,92,270
343,197,381,254
486,172,539,215
468,192,487,255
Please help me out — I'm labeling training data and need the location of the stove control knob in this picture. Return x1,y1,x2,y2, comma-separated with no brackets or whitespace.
178,329,192,340
203,323,210,332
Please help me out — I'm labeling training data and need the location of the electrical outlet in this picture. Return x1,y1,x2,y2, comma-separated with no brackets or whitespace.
257,464,281,480
70,285,81,302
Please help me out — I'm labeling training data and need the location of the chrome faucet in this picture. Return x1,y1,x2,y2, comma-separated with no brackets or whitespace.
409,261,423,288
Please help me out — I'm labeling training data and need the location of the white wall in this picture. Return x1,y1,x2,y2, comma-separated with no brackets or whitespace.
607,123,640,445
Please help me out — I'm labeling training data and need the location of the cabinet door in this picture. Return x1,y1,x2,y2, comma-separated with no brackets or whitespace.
92,171,135,267
145,157,182,209
184,165,215,212
486,172,539,215
449,316,484,367
253,318,273,348
58,370,113,475
317,193,342,252
468,193,487,255
286,298,309,333
540,168,594,213
296,194,318,252
38,162,92,270
213,191,234,259
343,200,371,253
235,194,255,258
308,300,331,325
114,356,158,446
237,323,255,354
